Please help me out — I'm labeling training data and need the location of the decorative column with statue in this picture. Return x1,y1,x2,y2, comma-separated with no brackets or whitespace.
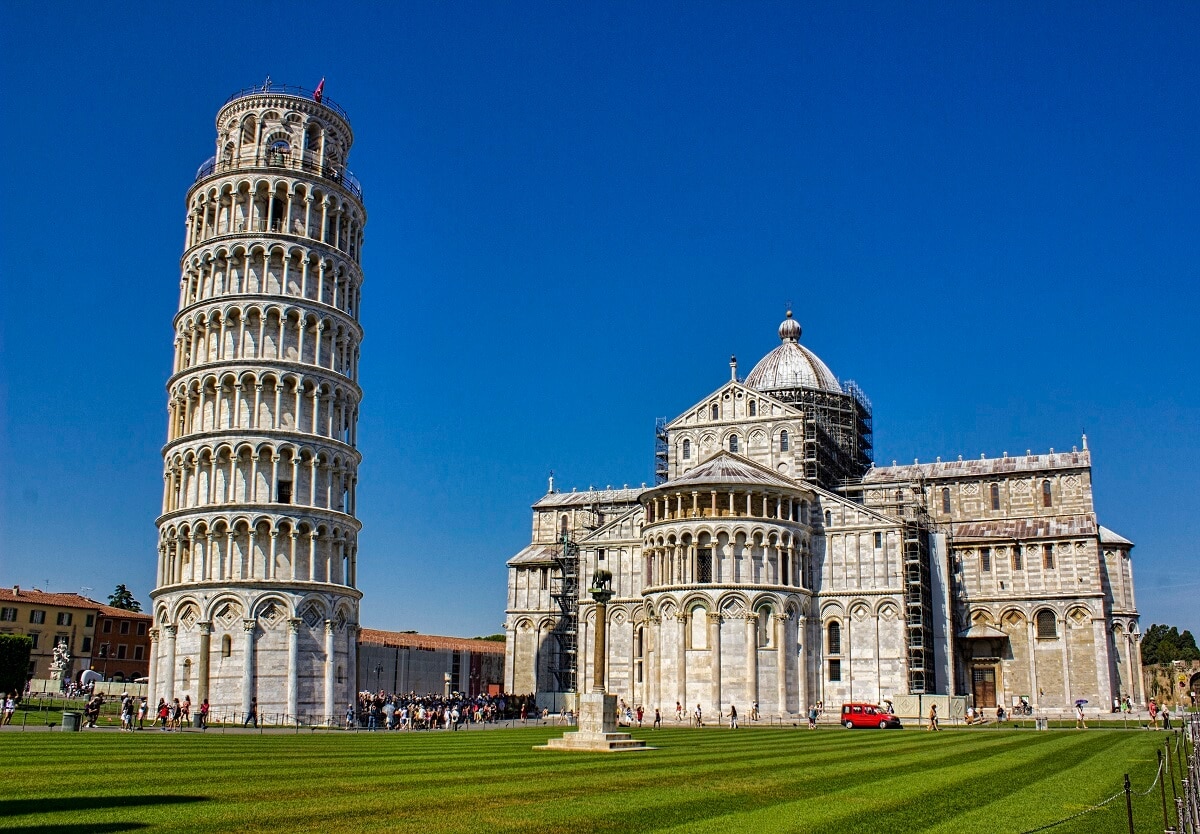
536,570,651,752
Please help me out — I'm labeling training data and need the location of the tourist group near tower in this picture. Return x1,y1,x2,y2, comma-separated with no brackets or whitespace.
45,82,1142,725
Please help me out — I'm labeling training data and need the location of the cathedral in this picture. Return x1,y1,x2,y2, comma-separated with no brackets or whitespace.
504,312,1143,716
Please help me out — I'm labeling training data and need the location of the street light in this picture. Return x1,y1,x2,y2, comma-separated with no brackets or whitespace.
373,664,384,694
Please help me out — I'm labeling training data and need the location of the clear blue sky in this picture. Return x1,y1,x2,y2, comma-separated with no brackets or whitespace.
1,2,1196,639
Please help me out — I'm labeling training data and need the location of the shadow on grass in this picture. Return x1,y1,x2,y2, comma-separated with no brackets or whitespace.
2,825,149,834
0,794,208,817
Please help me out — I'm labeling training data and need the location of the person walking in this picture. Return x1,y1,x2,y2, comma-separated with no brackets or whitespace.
927,703,940,731
3,694,15,725
636,705,644,728
728,704,739,729
1075,702,1087,729
244,697,258,728
1162,706,1172,730
137,697,147,730
675,701,683,722
694,703,703,727
653,708,662,729
808,705,818,729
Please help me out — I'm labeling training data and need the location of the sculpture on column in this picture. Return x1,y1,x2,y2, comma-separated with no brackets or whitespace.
536,569,650,752
49,640,72,691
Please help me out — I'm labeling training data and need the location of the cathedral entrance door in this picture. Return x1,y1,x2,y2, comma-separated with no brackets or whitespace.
972,667,996,707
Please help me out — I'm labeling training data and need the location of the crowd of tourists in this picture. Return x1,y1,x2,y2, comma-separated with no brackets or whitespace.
350,691,540,730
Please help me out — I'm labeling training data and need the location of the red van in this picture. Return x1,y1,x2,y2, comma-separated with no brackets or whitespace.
841,702,902,729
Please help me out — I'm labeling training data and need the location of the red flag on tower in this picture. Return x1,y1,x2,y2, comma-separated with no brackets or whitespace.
313,78,325,103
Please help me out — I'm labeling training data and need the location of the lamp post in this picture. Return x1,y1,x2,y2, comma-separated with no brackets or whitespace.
373,663,383,695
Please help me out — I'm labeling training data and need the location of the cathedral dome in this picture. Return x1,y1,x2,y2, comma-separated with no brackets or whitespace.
744,311,842,394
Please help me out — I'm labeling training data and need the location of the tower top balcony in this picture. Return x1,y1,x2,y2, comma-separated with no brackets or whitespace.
193,152,363,200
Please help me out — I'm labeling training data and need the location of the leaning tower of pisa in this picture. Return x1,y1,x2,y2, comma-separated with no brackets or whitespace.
150,82,366,724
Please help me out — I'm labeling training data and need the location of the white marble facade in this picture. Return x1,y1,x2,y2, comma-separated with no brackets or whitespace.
149,84,365,722
505,313,1141,716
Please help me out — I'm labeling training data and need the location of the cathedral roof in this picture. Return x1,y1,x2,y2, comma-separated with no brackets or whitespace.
661,451,800,491
507,544,559,566
533,487,643,508
862,450,1091,482
1099,526,1134,546
744,311,842,395
950,516,1097,540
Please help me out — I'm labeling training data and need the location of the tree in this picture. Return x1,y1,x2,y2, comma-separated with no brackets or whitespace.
0,634,33,695
473,634,506,642
1140,623,1200,665
107,584,141,612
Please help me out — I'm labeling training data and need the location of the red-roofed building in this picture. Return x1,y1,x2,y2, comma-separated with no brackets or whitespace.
0,586,151,686
357,628,504,697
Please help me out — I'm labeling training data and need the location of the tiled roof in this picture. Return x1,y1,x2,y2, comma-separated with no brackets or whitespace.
0,588,152,619
862,451,1090,483
94,605,152,620
358,628,505,655
533,488,643,508
661,451,800,491
1099,526,1134,546
0,588,104,609
507,545,558,566
950,516,1097,541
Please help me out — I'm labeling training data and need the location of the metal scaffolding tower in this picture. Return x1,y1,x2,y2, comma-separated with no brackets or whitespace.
547,531,579,693
654,417,669,485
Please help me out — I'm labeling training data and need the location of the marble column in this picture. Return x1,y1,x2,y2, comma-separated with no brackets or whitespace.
709,612,722,716
745,614,758,712
241,619,257,717
147,628,160,710
287,618,300,720
197,621,212,705
676,613,688,711
795,615,808,712
164,625,178,703
776,614,790,714
324,619,336,723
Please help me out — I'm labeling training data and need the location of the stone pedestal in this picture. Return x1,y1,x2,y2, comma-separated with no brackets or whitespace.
536,692,652,752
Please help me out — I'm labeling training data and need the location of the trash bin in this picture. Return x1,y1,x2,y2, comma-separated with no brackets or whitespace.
192,714,204,729
1035,718,1048,731
62,712,82,732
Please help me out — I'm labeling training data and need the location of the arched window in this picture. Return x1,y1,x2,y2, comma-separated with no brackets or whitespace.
780,430,789,452
1036,609,1057,639
941,487,951,514
990,483,1001,511
682,439,691,460
980,548,992,572
729,435,739,453
1043,544,1055,570
711,404,719,420
267,139,290,165
749,401,757,417
1042,480,1052,507
689,606,707,649
1012,548,1023,570
559,515,569,540
827,621,841,655
757,606,772,647
221,634,232,657
824,509,832,527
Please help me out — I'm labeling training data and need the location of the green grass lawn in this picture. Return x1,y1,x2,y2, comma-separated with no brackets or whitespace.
0,726,1177,833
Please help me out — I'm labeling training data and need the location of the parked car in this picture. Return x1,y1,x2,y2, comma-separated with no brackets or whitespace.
841,702,902,729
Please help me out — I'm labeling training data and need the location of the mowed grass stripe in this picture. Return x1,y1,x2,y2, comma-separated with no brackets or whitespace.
0,729,1166,833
